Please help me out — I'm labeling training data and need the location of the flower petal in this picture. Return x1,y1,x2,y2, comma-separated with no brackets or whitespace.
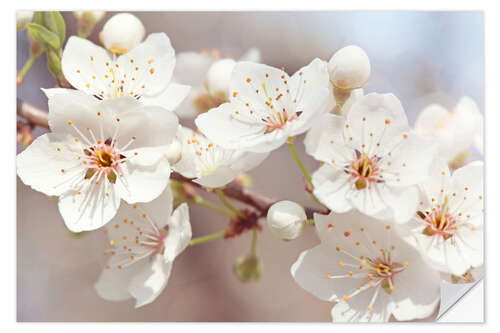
163,203,192,261
16,133,86,196
193,165,238,188
116,33,176,97
58,185,121,232
312,164,353,213
116,158,171,204
140,83,191,112
128,254,173,308
61,36,112,96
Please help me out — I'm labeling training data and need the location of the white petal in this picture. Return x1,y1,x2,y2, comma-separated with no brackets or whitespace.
291,244,361,302
116,33,176,97
346,93,409,152
448,161,484,220
193,165,238,188
140,83,191,112
61,36,113,96
287,58,331,135
16,133,86,196
100,13,145,51
377,184,420,223
312,164,353,213
331,296,392,323
163,203,192,261
116,158,171,204
58,185,121,232
229,151,269,173
128,254,173,308
95,258,148,302
41,88,73,98
304,113,351,164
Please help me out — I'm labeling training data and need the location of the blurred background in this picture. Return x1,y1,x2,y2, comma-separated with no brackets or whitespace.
17,11,484,322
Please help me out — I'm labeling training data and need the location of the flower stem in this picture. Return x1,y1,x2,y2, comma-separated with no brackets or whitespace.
189,230,226,246
193,195,234,217
215,188,245,217
17,53,40,85
287,140,312,184
305,219,315,225
250,228,258,256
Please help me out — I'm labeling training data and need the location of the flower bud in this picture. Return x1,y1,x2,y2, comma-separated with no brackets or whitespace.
74,11,106,38
165,138,182,165
266,200,306,241
234,254,262,282
328,45,370,90
207,58,236,97
16,11,33,31
99,13,145,54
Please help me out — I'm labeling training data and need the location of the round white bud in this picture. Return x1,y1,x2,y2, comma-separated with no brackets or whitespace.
16,11,33,31
100,13,145,53
165,138,182,165
207,58,236,96
328,45,370,89
266,200,306,241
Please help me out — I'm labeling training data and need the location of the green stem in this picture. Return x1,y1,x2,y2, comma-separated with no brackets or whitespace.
193,196,234,217
17,53,40,84
287,140,312,184
189,230,226,246
250,229,258,256
305,219,315,225
215,188,244,217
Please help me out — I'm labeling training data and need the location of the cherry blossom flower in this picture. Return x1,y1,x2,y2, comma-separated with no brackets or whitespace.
266,200,306,240
396,159,483,276
291,211,441,322
414,96,482,163
95,187,191,308
307,93,436,223
172,126,268,188
173,48,260,118
16,93,178,232
100,13,145,53
43,32,190,112
195,58,332,153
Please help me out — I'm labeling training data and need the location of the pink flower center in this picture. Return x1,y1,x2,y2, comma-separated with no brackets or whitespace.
345,150,383,190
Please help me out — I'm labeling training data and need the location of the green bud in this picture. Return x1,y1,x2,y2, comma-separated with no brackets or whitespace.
46,48,62,77
233,254,262,282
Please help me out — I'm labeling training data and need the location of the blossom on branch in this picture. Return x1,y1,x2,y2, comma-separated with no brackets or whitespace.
43,31,190,112
291,211,441,322
396,159,484,276
306,93,436,223
195,58,332,153
16,93,178,231
95,187,191,308
172,126,268,188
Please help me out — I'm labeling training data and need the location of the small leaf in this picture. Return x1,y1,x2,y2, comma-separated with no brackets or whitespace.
26,23,60,50
33,12,44,25
43,12,66,46
46,48,62,77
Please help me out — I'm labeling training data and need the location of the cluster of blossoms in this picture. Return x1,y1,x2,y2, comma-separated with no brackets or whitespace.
17,13,483,320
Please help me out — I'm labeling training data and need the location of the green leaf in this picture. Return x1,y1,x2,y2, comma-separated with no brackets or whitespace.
26,23,60,50
43,12,66,46
33,12,44,25
46,48,61,77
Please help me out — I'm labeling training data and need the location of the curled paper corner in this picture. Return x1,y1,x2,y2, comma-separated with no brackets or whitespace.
437,279,483,322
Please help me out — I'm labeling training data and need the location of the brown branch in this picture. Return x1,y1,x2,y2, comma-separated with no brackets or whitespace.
16,99,328,219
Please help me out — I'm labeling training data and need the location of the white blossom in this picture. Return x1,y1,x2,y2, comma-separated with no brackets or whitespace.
291,211,441,322
266,200,306,240
16,94,178,232
195,58,332,153
43,32,190,112
100,13,145,53
307,93,436,223
414,96,482,162
95,187,191,308
328,45,371,90
396,159,483,276
172,126,268,188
